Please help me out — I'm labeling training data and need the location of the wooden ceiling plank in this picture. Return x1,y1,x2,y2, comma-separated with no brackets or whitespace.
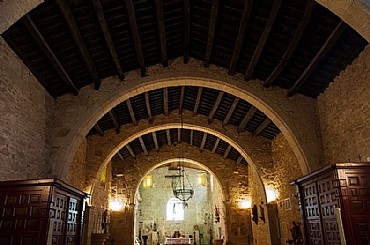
179,86,185,113
208,91,224,124
254,118,271,136
55,0,101,89
126,144,136,158
139,136,149,156
109,111,120,134
229,0,253,75
245,0,282,80
204,0,220,67
126,98,137,125
211,138,220,154
94,123,104,136
183,0,190,63
22,15,79,95
152,132,159,152
155,0,168,67
238,106,257,133
124,0,146,76
223,145,232,159
264,0,314,87
222,98,240,127
200,133,207,152
166,129,172,146
193,87,203,116
163,87,169,116
288,20,346,96
145,92,153,123
190,130,194,146
92,0,125,80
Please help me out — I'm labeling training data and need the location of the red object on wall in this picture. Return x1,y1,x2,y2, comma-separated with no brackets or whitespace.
292,163,370,245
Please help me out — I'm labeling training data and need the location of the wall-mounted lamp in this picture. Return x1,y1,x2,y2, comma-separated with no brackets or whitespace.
143,175,153,188
265,185,278,203
239,198,252,209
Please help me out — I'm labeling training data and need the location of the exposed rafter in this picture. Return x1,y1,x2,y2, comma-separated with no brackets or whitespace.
190,130,194,146
193,87,203,116
22,15,79,95
163,87,169,116
177,128,181,142
155,0,168,67
223,145,232,159
126,99,137,125
183,0,190,63
208,91,224,124
229,0,253,75
264,0,314,87
152,132,159,152
238,107,257,133
126,144,136,158
139,136,148,155
124,0,146,77
117,151,125,161
144,92,153,123
179,86,185,113
166,129,171,146
254,118,271,136
92,0,125,80
109,111,120,134
200,133,207,152
222,98,239,127
212,138,220,154
237,155,243,164
55,0,101,89
245,0,282,80
204,0,220,67
288,21,346,96
94,123,104,136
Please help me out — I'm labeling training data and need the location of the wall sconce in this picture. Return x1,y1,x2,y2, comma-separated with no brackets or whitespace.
197,173,206,186
239,198,252,209
143,175,153,188
265,186,278,203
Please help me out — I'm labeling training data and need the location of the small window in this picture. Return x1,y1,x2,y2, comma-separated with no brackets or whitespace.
166,198,184,221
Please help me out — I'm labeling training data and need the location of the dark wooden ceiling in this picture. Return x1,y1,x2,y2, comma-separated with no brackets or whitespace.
2,0,367,99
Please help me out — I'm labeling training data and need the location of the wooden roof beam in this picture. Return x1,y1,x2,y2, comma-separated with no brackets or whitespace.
109,111,120,134
54,0,101,89
200,133,207,152
92,0,125,80
223,145,232,159
211,138,220,154
193,87,203,116
22,15,79,95
254,118,271,136
145,92,153,123
155,0,168,67
204,0,219,67
117,151,125,161
166,129,172,146
183,0,190,63
238,107,257,133
179,86,185,114
190,130,194,146
124,0,146,77
245,0,282,80
177,128,181,142
152,132,159,152
237,155,243,164
264,0,314,87
139,136,148,156
126,144,136,158
288,21,346,96
163,88,169,116
94,123,104,136
208,91,224,124
222,98,239,127
229,0,253,75
126,98,137,125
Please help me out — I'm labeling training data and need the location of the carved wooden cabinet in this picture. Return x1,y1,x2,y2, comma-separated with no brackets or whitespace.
293,163,370,245
0,179,87,245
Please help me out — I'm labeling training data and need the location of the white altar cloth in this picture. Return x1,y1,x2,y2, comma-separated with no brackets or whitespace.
164,238,191,244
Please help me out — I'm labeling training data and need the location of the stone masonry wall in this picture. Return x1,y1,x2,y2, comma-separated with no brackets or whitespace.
0,37,54,180
271,133,303,244
317,44,370,164
65,137,87,191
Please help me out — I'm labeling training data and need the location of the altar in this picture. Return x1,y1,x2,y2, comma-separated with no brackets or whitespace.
164,238,191,244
